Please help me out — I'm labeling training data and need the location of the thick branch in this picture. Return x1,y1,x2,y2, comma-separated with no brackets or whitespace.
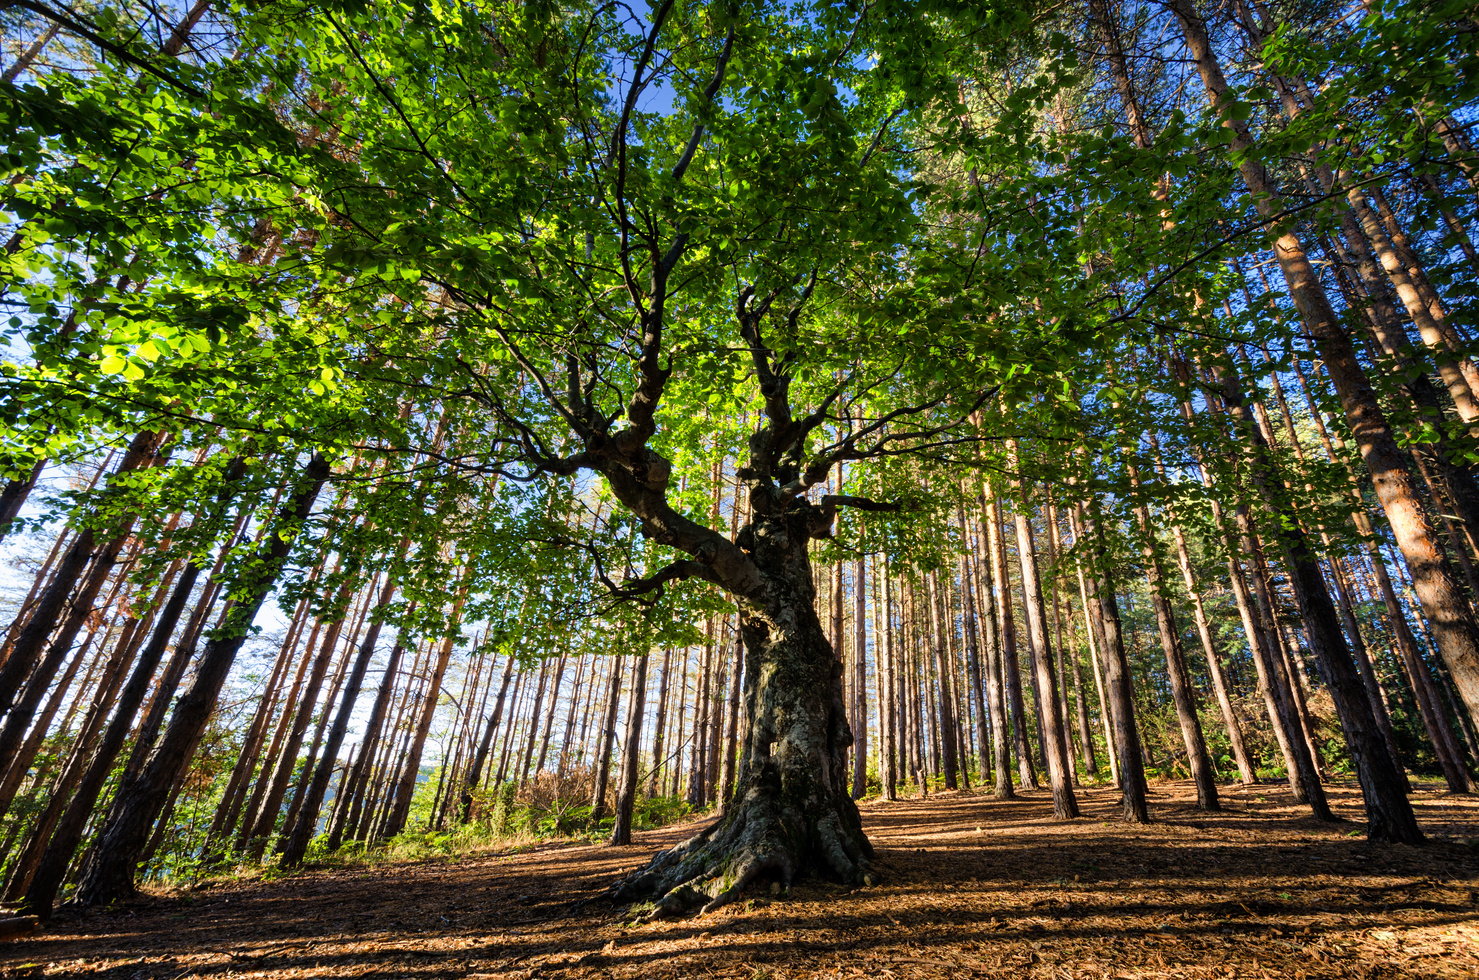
604,558,721,601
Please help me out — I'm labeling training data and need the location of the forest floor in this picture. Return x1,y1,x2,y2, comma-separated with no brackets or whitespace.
4,780,1479,979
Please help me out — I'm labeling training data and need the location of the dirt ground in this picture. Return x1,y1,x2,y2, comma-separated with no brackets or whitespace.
4,781,1479,979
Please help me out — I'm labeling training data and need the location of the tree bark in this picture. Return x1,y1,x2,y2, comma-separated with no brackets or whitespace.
1125,465,1218,808
1073,502,1148,824
612,505,870,916
0,430,166,726
610,653,650,845
278,568,399,867
926,572,960,791
1007,472,1078,818
381,589,464,839
1211,360,1420,840
1168,0,1479,736
986,487,1036,789
851,556,868,799
328,624,412,850
11,556,203,915
460,654,518,820
591,657,625,824
957,513,994,786
879,568,899,801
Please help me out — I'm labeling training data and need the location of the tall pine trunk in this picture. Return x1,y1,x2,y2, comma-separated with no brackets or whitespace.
73,452,329,906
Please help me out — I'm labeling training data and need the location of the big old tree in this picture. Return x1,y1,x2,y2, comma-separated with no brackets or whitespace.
267,0,1070,914
8,0,1474,914
4,0,1064,914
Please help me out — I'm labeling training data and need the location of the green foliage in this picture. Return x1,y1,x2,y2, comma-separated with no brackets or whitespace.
2,0,1475,888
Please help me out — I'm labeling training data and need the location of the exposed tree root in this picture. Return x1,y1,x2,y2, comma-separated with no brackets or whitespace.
606,508,875,918
612,778,873,918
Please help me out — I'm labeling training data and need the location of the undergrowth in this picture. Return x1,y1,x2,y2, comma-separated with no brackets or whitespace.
190,768,696,888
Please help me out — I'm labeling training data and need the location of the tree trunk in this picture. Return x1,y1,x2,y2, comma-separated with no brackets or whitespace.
610,653,650,845
278,569,399,867
1169,0,1479,736
612,509,869,916
879,569,899,801
1126,471,1218,808
534,653,568,777
645,650,671,798
1008,482,1078,818
460,654,518,820
851,556,868,799
1147,431,1259,783
926,572,960,791
0,430,166,725
381,593,463,839
591,657,625,824
973,498,1014,797
73,452,329,905
13,558,202,916
720,627,745,808
1074,559,1119,782
957,514,994,787
0,459,44,544
1210,361,1420,841
1073,502,1148,824
987,488,1036,789
328,626,412,850
1045,500,1097,779
1288,350,1474,792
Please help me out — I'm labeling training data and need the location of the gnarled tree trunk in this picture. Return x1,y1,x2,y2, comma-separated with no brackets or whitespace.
612,508,870,916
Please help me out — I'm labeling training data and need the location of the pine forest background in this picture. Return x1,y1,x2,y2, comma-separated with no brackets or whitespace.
0,0,1477,920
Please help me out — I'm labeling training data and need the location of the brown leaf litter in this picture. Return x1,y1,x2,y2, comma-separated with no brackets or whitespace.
4,781,1478,979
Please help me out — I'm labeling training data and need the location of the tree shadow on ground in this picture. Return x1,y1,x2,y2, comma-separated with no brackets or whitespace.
4,781,1478,979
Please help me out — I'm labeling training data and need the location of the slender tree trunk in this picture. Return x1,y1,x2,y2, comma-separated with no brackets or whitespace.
879,569,899,801
460,655,518,821
957,514,994,787
278,568,400,867
591,658,625,824
1147,431,1259,783
1212,361,1419,839
1125,465,1218,808
73,453,329,905
851,557,868,799
381,591,465,839
1074,558,1119,782
926,573,961,791
1169,0,1479,735
971,499,1014,797
610,654,650,846
1073,502,1148,824
1045,500,1096,779
556,652,588,777
0,431,166,726
720,628,745,808
1007,473,1078,818
987,488,1036,789
0,459,45,545
330,624,414,850
533,653,569,777
493,670,529,788
12,557,203,912
646,650,672,798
